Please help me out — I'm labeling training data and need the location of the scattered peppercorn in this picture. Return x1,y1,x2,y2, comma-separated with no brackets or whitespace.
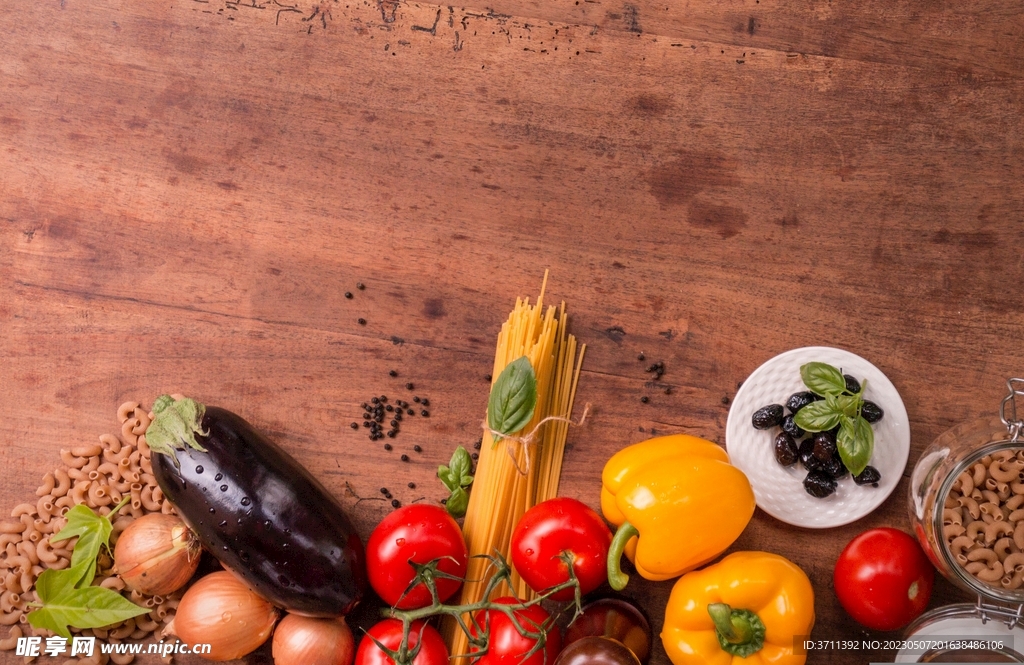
345,292,353,299
387,431,396,438
664,387,672,395
386,405,394,412
408,482,416,489
350,422,358,429
413,445,422,452
471,452,479,460
384,443,393,451
413,396,421,403
390,419,398,427
640,396,649,403
406,383,414,390
407,409,414,416
485,374,492,381
389,370,398,377
391,499,400,508
721,396,730,405
421,410,429,417
473,439,482,450
421,399,430,407
363,421,371,428
380,395,388,402
380,487,388,494
358,318,366,325
371,397,379,404
400,454,409,462
441,498,448,505
356,283,365,290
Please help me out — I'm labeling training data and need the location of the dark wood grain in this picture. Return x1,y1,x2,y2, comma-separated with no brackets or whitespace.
2,0,1024,662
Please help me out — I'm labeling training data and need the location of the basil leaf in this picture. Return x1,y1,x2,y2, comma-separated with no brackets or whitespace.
487,356,538,440
28,586,149,640
793,401,841,432
438,447,474,517
837,416,874,477
836,393,864,418
50,504,114,588
800,362,847,397
445,487,470,518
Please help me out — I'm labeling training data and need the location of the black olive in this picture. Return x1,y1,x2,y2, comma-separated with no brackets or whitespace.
781,414,805,439
844,374,861,394
751,404,784,430
861,400,884,423
811,431,837,461
799,438,824,472
785,391,820,414
854,466,882,486
821,455,847,479
774,432,799,466
803,471,838,498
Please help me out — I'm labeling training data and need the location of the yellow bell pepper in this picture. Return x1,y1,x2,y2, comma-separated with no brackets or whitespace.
662,551,815,665
601,434,755,589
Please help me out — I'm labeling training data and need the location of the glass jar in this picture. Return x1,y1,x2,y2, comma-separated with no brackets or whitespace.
902,379,1024,662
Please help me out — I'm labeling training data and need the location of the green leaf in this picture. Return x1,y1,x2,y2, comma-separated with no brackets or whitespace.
438,447,474,518
836,393,864,418
837,416,874,477
487,357,538,440
49,505,114,588
28,586,149,640
445,487,469,518
793,401,841,432
800,362,847,397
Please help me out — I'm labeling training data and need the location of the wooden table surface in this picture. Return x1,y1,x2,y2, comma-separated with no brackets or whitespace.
3,0,1024,662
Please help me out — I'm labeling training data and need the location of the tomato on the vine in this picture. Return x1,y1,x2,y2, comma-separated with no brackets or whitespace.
833,527,934,631
470,597,561,665
355,619,448,665
366,505,468,609
510,497,613,601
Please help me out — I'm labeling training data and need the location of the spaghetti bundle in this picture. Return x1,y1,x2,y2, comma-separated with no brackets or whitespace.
445,273,585,658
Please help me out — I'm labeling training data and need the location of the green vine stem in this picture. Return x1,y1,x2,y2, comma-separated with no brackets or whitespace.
378,551,583,665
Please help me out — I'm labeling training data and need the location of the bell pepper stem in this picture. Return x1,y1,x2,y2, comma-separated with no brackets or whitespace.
607,521,639,591
707,603,766,658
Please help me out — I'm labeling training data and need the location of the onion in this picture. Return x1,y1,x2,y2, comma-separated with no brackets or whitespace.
113,513,201,596
164,571,279,661
272,614,355,665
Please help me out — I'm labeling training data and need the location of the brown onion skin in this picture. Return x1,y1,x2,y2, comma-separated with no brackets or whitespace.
168,571,278,661
562,599,652,664
553,637,640,665
114,513,200,596
272,614,355,665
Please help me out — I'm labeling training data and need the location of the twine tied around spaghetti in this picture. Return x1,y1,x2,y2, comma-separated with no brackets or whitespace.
481,403,591,476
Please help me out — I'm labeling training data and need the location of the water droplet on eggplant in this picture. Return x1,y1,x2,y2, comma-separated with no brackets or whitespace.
220,484,228,492
215,473,224,481
241,497,251,506
195,465,204,474
209,508,215,514
219,520,227,527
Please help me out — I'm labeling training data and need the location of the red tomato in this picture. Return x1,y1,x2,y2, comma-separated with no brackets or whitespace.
355,619,448,665
510,497,613,601
470,597,561,665
366,504,468,609
833,527,935,631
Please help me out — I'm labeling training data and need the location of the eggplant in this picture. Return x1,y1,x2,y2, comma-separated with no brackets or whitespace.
147,395,367,617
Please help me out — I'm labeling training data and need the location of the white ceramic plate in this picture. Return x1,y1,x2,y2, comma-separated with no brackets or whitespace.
725,346,910,528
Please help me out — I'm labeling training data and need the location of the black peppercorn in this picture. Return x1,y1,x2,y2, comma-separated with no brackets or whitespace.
371,397,379,404
638,352,645,361
345,292,353,299
387,431,396,438
421,399,430,407
407,409,414,415
421,410,429,417
391,499,400,508
357,318,366,325
380,487,389,494
408,482,416,489
380,395,388,402
471,452,479,460
350,422,358,429
390,420,398,427
485,374,492,381
664,387,672,395
640,396,649,403
384,443,392,451
413,396,421,403
386,405,394,412
413,445,422,452
400,454,409,462
356,282,365,290
441,498,448,505
406,383,414,390
389,370,398,377
363,421,370,428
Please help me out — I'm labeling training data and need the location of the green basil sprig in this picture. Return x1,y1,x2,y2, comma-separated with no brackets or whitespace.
487,356,538,442
438,446,474,518
793,361,874,477
28,499,149,639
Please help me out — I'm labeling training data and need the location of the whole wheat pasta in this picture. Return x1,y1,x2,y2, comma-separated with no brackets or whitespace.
995,537,1015,559
985,521,1014,544
52,470,71,498
1004,552,1024,573
958,495,981,519
54,496,74,512
0,535,19,551
35,497,54,522
132,413,150,435
967,520,988,542
100,576,126,591
1002,571,1024,589
70,480,92,504
982,489,1001,505
11,504,35,519
978,560,1005,582
1012,481,1024,494
88,484,114,507
973,463,988,487
121,419,140,444
0,612,21,627
59,450,88,469
0,625,22,650
35,539,57,565
1007,494,1024,510
0,592,19,614
0,522,25,535
71,444,103,459
109,651,134,665
958,471,975,496
135,617,158,632
943,508,964,525
118,401,141,422
35,474,55,498
980,502,1007,523
992,460,1024,483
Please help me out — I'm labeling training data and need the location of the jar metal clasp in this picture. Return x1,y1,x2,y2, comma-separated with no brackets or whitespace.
999,378,1024,443
976,596,1024,629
